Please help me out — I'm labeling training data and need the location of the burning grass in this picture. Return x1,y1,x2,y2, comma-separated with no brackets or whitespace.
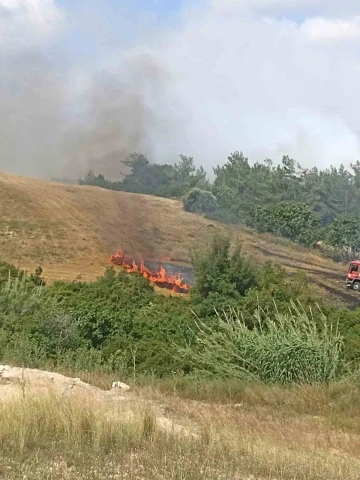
110,250,191,293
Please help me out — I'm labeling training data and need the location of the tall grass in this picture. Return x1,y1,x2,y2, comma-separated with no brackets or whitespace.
177,302,344,385
0,275,52,316
1,384,360,479
0,389,156,456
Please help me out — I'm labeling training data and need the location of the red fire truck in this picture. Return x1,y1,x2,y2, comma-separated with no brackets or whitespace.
346,260,360,291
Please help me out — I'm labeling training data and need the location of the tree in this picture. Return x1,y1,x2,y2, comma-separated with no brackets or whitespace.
168,155,211,197
120,153,171,195
78,152,211,199
300,164,358,225
325,215,360,257
255,202,321,247
78,171,112,189
213,152,303,225
212,151,252,222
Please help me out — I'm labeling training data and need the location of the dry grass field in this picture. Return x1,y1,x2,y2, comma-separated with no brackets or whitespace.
0,172,358,306
0,366,360,479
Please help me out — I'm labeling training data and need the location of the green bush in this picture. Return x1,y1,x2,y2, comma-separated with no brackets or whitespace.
325,215,360,258
0,261,25,286
183,188,218,214
191,233,258,304
0,262,46,287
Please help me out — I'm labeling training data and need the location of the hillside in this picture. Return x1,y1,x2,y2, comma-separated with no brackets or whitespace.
0,172,357,306
2,365,360,479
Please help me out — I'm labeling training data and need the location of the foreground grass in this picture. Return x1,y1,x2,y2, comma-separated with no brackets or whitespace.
1,375,360,479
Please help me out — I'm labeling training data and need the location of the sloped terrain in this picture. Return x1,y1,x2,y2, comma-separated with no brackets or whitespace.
1,365,360,479
0,172,357,306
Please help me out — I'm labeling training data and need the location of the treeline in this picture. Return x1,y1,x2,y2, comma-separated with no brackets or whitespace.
79,153,211,198
1,234,360,383
79,152,360,254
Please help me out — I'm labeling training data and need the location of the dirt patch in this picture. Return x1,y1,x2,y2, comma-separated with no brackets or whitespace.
0,366,113,401
0,366,192,437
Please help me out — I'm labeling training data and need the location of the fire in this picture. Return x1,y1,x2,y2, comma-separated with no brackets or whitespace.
110,250,190,293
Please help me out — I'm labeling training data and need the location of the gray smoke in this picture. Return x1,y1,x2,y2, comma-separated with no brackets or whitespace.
0,0,174,180
60,53,170,180
0,48,169,180
1,0,360,180
0,51,66,178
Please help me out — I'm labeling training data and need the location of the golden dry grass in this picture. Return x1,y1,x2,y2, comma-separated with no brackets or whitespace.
1,373,360,479
0,172,356,305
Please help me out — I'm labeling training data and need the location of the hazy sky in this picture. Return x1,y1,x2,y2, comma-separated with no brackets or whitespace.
1,0,360,178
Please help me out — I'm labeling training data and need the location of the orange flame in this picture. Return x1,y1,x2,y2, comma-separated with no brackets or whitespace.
110,250,190,293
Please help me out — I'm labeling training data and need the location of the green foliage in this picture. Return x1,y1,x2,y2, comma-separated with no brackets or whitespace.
0,247,359,383
0,262,46,287
210,152,360,249
78,153,211,199
183,188,218,214
79,149,360,250
49,267,155,351
177,303,344,385
213,153,360,229
78,170,113,189
255,201,321,246
327,308,360,365
301,164,358,225
0,261,25,285
191,234,258,314
325,215,360,257
242,262,324,321
212,153,302,225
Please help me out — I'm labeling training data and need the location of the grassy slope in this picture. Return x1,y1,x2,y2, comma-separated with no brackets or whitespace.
2,371,360,479
0,172,357,306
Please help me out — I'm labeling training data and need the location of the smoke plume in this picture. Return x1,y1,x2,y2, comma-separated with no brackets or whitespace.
60,54,170,180
1,0,360,179
0,1,171,180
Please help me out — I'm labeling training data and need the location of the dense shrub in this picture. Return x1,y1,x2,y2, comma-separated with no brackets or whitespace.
183,188,218,214
255,202,321,247
0,262,45,287
0,261,24,285
191,233,258,310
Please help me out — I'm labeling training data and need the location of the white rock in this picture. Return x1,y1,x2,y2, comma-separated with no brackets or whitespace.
111,381,130,391
0,365,10,374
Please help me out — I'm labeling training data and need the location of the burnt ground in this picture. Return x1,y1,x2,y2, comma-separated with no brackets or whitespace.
254,246,360,310
149,260,360,311
293,268,359,310
144,261,194,286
